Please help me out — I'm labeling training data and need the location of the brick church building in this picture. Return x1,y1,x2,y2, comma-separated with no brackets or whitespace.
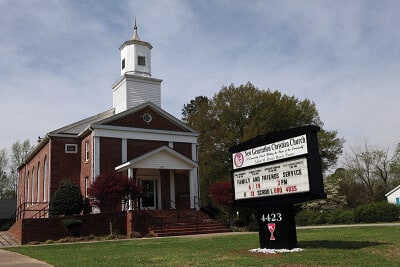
16,22,200,216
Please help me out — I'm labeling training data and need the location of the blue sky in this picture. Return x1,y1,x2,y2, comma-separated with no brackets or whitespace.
1,0,400,166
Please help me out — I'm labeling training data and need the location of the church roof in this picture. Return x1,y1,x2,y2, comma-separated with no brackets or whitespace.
50,109,115,135
89,101,197,134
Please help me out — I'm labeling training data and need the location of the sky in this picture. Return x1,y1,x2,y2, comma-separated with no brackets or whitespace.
1,0,400,167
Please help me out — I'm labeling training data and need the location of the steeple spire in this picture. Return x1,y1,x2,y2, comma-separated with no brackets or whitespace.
132,17,140,40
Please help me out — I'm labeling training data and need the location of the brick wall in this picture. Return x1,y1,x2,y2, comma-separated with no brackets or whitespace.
99,137,122,174
107,107,188,132
8,212,127,244
80,134,93,198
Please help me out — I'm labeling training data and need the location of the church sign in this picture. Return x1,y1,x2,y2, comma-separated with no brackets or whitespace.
230,125,325,249
233,156,310,201
230,125,325,207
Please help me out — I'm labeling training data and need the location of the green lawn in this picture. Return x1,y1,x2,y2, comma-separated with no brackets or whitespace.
4,226,400,266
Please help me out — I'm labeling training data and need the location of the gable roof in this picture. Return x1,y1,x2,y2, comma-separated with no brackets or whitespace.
50,108,115,135
91,102,197,134
385,185,400,197
115,145,197,171
21,102,197,169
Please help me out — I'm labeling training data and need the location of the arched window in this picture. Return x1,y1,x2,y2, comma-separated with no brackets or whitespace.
27,171,30,204
43,157,48,201
31,167,35,203
37,162,41,202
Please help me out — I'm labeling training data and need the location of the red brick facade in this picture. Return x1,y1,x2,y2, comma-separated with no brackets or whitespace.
13,103,199,244
16,103,198,216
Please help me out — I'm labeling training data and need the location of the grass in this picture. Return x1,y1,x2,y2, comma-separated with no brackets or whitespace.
4,226,400,266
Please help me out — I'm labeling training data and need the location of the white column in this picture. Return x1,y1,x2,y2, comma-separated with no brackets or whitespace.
122,138,127,163
93,136,100,180
127,168,134,210
169,170,175,209
189,168,198,209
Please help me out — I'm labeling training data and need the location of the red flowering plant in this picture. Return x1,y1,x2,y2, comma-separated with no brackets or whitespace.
88,172,142,235
208,180,234,226
88,172,142,213
208,181,233,207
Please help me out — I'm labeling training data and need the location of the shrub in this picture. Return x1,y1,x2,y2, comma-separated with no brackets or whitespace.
296,209,355,225
296,210,319,226
355,202,400,223
62,219,82,237
331,209,355,224
49,180,83,216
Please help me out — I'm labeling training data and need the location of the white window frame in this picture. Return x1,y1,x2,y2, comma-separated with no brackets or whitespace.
85,141,89,162
65,144,78,154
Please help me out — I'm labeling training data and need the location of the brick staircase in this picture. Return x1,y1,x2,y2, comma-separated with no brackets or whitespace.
143,209,231,237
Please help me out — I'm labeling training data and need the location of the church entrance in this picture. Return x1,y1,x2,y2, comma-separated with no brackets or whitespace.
137,169,161,210
140,179,157,209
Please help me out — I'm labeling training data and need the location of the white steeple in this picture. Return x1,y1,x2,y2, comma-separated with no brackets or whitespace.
119,18,153,77
112,20,162,114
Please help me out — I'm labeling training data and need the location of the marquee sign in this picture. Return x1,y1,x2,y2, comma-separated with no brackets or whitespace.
230,125,325,206
234,157,310,200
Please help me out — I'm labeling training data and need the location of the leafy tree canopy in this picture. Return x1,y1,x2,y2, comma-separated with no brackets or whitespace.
208,181,233,207
0,139,33,199
182,82,344,196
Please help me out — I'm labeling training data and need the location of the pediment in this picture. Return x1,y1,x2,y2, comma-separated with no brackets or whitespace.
94,102,196,134
115,146,197,171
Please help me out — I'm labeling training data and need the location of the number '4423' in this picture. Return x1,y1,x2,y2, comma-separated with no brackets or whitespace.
260,213,282,222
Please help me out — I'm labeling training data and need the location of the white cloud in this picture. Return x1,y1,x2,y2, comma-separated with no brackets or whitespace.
1,0,400,166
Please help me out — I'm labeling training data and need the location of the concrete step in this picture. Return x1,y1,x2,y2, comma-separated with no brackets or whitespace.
0,231,19,247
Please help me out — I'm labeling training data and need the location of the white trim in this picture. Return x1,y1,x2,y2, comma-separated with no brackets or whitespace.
93,101,198,134
385,185,400,197
93,127,197,144
192,143,197,161
65,144,78,154
115,146,197,171
137,169,161,209
94,136,100,179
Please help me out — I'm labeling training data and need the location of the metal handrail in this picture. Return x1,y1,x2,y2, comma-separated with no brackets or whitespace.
14,202,50,220
138,199,163,233
194,196,219,219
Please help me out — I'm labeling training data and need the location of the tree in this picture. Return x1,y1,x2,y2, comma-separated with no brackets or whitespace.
182,82,344,197
390,143,400,184
343,141,399,204
208,181,233,207
208,181,234,226
8,140,33,197
0,139,33,199
49,180,84,216
88,172,141,235
0,148,9,199
88,172,141,212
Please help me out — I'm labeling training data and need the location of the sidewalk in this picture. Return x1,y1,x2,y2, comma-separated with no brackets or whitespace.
0,249,52,267
0,232,51,267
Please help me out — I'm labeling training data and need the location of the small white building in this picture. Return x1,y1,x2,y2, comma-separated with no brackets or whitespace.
385,185,400,205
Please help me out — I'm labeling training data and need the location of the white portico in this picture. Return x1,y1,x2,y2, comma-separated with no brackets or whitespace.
116,145,198,210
